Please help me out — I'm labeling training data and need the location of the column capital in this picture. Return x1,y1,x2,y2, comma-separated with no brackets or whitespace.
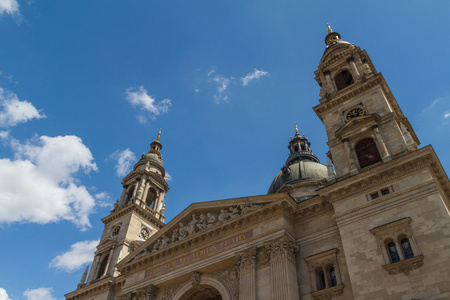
236,247,257,271
266,235,298,263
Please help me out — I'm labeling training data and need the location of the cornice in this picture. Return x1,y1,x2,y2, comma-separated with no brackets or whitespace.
102,203,165,228
317,147,435,202
122,169,169,191
65,277,125,300
313,74,383,119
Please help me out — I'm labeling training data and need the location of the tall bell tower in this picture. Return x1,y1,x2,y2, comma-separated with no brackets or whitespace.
313,25,419,179
83,130,169,286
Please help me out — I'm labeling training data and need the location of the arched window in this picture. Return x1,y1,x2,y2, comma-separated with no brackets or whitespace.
387,242,400,263
146,187,157,208
126,186,135,203
355,138,382,168
96,254,109,279
335,70,354,91
317,269,326,290
329,267,337,287
401,238,414,259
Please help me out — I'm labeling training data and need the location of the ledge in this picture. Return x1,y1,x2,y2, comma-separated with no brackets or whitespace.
382,255,424,275
311,284,345,300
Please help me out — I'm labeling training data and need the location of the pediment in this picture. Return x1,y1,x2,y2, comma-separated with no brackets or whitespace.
319,44,354,66
335,114,378,140
116,193,289,270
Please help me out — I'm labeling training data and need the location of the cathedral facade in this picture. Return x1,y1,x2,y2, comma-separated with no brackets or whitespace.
65,27,450,300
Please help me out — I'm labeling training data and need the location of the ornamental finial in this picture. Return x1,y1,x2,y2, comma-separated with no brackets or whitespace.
156,129,161,141
327,23,333,34
295,123,299,135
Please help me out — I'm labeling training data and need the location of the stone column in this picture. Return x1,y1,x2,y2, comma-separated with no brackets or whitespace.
237,247,257,300
86,254,100,283
104,246,115,277
342,139,358,175
118,187,128,207
371,125,391,161
347,57,361,79
141,180,150,206
323,70,335,93
267,235,299,300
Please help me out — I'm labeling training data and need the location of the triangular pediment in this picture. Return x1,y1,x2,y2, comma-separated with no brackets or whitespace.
116,193,289,270
335,114,378,140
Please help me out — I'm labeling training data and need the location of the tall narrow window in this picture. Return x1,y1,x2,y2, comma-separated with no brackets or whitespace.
401,238,414,259
146,187,157,208
335,70,354,91
329,267,337,287
355,138,382,168
317,269,326,290
387,242,400,263
96,254,109,279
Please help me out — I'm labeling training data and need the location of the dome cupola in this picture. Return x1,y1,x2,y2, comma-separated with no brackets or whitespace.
268,125,328,201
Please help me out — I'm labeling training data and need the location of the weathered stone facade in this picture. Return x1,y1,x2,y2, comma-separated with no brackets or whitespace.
66,28,450,300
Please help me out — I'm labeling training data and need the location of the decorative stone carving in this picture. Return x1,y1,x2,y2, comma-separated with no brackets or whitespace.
156,283,182,300
237,247,257,271
145,203,264,255
214,265,240,300
191,271,201,286
311,284,344,300
218,209,230,223
382,255,424,275
206,213,216,228
267,235,298,263
257,246,270,268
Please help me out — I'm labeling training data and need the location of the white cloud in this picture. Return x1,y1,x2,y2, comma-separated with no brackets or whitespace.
0,0,19,16
0,88,45,128
0,288,12,300
23,288,56,300
208,70,233,104
111,148,136,177
0,130,8,139
49,240,98,272
125,86,172,123
241,69,268,86
0,135,98,230
444,112,450,119
164,172,172,182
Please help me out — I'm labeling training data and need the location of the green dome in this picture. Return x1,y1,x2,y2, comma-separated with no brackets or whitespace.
268,160,327,194
268,127,329,195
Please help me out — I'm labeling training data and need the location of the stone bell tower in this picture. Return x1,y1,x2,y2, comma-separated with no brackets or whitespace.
313,25,419,179
82,130,169,287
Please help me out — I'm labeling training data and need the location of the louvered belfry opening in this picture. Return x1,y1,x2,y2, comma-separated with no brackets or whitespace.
335,70,354,91
355,138,382,168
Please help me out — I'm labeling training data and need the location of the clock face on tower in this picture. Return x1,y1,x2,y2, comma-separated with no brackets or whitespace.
346,108,364,121
139,228,150,240
111,226,120,237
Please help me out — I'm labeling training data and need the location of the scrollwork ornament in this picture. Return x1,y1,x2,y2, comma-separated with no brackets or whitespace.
192,271,201,286
268,235,298,263
237,247,257,271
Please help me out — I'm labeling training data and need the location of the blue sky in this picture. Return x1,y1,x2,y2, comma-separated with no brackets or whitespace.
1,1,450,299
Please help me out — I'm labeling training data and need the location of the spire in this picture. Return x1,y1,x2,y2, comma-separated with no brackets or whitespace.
148,129,163,161
77,265,89,289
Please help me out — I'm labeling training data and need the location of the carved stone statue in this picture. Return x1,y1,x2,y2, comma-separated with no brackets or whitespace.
206,213,216,228
218,209,230,223
171,228,179,243
229,206,240,219
187,214,198,236
196,214,207,231
178,222,188,240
